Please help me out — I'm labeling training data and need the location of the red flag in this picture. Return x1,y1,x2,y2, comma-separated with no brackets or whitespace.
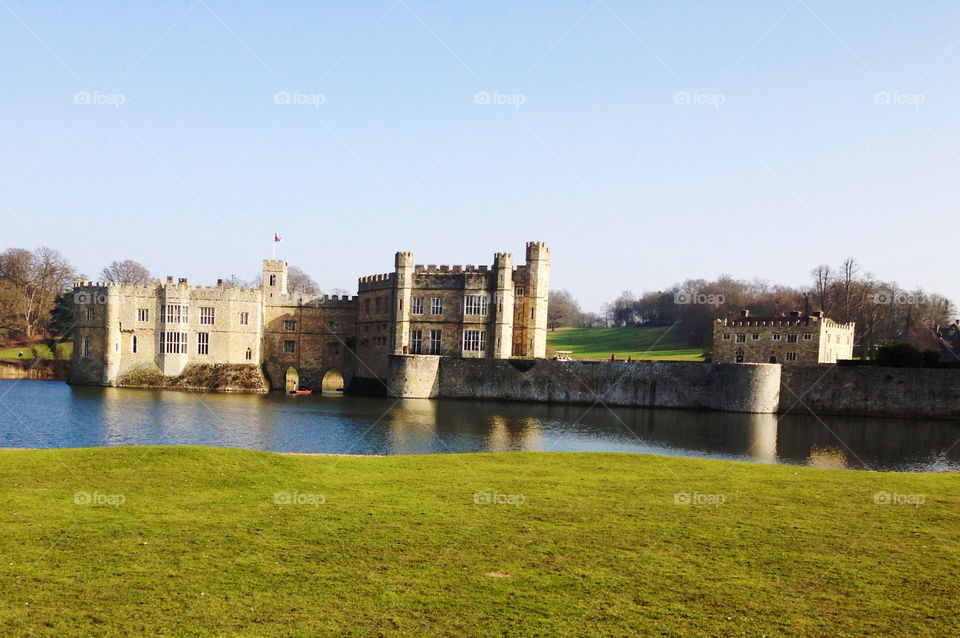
274,233,282,242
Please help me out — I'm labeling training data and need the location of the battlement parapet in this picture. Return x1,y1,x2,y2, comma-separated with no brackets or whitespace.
357,272,396,292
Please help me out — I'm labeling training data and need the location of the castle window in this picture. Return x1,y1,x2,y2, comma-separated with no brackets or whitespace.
239,312,249,325
786,334,798,343
365,299,371,315
82,336,90,357
245,347,252,360
803,333,812,341
464,295,488,316
515,286,524,297
199,307,215,325
137,308,149,322
410,330,423,354
284,320,296,332
463,329,486,352
411,297,424,315
159,331,188,354
786,352,797,361
86,307,95,320
197,332,209,355
269,275,276,286
772,333,782,341
283,340,296,354
132,335,138,354
431,297,443,315
735,334,746,343
513,342,523,356
329,321,340,333
375,298,382,314
162,304,188,324
722,333,731,341
430,330,442,355
752,333,759,341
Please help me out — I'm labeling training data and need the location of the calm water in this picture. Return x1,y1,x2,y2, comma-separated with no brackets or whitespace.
0,380,958,472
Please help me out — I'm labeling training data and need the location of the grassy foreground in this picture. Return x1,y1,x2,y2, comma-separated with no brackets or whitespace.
1,448,957,636
547,326,706,361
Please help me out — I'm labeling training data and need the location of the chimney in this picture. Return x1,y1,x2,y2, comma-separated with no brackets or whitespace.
166,276,173,284
178,278,187,285
217,279,223,286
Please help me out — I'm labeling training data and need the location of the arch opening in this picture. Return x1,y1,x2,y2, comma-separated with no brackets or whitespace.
285,367,299,393
321,369,344,393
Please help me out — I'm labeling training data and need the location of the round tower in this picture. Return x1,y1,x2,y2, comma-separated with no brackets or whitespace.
524,242,551,358
492,252,514,359
393,251,414,354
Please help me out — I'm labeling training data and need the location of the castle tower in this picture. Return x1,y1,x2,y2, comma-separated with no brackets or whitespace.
262,259,288,299
392,251,414,354
523,242,550,358
492,252,514,359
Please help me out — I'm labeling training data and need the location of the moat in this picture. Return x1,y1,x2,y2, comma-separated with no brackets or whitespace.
2,379,959,472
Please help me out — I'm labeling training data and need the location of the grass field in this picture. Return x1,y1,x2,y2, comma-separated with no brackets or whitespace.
547,326,707,361
0,342,72,360
1,447,956,635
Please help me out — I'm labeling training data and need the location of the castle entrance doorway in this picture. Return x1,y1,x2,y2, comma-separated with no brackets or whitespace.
285,367,299,392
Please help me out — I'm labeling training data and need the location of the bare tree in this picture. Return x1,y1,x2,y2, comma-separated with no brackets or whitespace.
548,289,582,330
287,266,320,296
810,264,833,314
101,259,153,284
0,247,75,338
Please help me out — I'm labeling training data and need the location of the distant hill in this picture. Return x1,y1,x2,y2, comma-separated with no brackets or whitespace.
546,327,706,361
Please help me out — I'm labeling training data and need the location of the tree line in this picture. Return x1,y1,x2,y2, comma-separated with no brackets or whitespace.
595,258,954,357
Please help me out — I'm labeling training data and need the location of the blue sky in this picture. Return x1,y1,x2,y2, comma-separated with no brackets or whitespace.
1,1,956,312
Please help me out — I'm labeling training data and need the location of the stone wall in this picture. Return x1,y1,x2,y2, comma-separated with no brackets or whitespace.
387,356,782,413
780,365,960,419
0,360,69,381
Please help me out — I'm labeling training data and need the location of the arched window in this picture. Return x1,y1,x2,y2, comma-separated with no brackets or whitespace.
132,334,138,354
245,347,252,361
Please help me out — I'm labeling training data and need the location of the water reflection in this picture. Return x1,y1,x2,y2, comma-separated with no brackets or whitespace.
1,380,959,472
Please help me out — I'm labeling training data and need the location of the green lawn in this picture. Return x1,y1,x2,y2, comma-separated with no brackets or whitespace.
1,447,956,635
548,326,707,361
0,342,72,360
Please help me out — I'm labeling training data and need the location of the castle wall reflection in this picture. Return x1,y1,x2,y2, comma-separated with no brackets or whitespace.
2,380,958,472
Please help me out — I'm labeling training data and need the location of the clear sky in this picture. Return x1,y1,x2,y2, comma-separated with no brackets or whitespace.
1,1,956,312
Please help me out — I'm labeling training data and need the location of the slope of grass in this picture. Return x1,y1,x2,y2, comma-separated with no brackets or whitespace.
0,342,72,360
0,447,957,636
547,326,706,361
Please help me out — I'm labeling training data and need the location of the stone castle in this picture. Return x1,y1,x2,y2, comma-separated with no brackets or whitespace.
713,310,855,365
69,242,551,392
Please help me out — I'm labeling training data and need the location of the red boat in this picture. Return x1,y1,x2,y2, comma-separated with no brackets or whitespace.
290,389,313,395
